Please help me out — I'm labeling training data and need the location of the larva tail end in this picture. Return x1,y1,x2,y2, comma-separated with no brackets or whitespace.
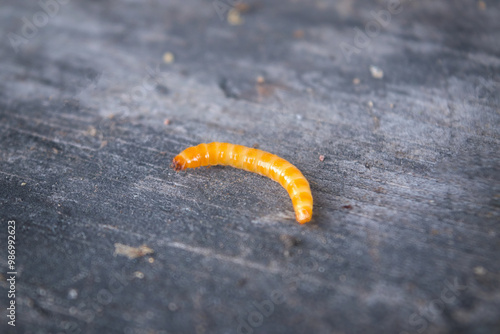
296,208,312,224
171,156,187,171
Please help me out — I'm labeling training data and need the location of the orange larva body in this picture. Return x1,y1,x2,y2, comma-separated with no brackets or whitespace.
171,143,313,224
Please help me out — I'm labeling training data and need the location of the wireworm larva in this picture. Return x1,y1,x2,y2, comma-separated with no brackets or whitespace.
172,142,313,224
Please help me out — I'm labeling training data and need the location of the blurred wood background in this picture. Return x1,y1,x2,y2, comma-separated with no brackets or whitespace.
1,0,499,333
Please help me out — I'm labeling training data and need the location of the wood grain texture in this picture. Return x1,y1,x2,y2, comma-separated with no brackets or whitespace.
0,0,499,333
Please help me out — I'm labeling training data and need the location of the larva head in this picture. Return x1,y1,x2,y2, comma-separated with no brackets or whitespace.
296,207,312,224
171,155,187,171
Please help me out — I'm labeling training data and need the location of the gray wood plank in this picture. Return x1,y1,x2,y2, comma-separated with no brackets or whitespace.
1,0,499,333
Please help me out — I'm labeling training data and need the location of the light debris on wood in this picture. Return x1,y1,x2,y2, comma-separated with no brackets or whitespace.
293,29,304,38
227,8,243,25
87,126,97,137
369,65,384,79
168,302,179,311
163,52,175,64
133,271,145,279
67,289,78,299
474,266,487,275
114,243,154,259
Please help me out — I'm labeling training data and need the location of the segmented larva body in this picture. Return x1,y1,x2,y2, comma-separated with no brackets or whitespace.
172,143,313,224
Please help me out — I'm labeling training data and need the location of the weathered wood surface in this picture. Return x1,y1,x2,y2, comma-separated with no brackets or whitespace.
1,0,499,333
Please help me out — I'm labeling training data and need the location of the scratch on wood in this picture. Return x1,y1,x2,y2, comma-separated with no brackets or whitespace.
166,241,281,273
